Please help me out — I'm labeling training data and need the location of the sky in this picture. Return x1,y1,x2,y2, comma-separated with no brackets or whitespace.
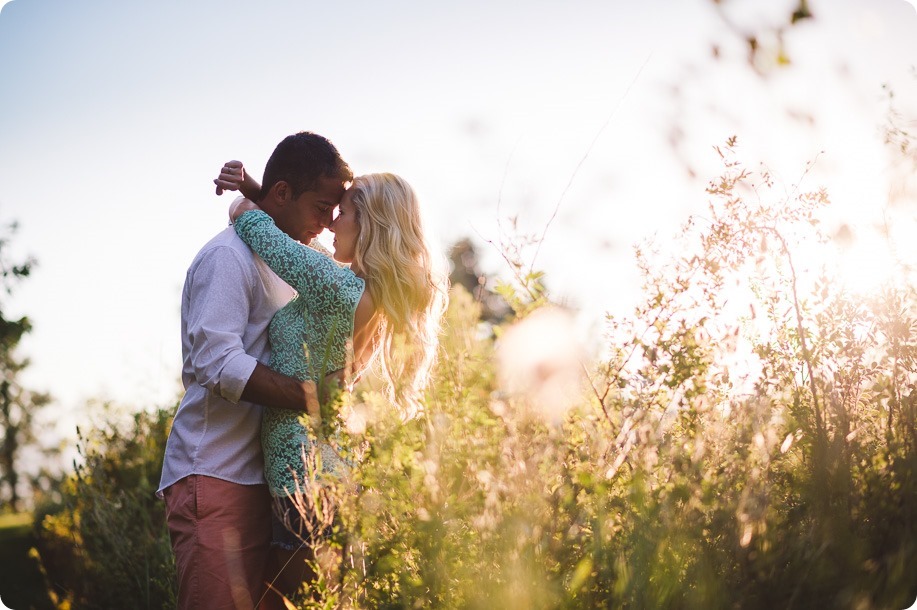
1,0,916,444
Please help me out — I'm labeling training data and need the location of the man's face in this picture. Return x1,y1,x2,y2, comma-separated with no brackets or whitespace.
281,176,347,244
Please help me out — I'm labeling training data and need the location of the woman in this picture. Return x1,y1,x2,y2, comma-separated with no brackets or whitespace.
217,162,447,597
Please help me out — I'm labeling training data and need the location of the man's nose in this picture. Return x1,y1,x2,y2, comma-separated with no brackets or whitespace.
319,209,334,228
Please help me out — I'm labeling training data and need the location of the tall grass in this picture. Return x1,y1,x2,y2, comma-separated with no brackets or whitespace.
35,407,176,609
32,141,917,609
291,141,916,609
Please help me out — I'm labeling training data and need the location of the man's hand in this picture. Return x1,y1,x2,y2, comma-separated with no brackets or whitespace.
214,160,245,196
241,363,322,425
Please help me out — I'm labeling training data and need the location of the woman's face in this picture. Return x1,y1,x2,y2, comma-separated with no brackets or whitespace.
330,189,360,264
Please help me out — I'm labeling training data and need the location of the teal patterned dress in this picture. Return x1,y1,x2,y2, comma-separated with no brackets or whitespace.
234,210,365,498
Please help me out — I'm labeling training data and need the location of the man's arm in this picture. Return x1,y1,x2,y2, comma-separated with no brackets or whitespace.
185,247,317,419
242,363,320,425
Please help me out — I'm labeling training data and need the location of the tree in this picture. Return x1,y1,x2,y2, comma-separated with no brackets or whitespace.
0,221,51,513
448,237,511,324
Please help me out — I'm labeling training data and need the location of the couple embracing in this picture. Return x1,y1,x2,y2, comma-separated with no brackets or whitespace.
157,132,448,609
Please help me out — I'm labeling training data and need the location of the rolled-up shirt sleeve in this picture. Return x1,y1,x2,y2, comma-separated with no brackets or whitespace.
184,246,259,403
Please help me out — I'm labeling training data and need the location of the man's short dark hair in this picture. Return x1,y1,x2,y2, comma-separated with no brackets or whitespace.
260,132,352,201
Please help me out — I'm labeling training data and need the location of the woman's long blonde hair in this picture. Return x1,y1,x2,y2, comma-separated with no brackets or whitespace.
350,173,448,413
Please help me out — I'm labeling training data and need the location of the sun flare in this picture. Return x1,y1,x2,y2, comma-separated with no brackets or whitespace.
833,233,899,296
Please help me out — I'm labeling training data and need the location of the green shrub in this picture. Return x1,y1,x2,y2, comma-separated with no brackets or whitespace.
290,141,917,609
27,142,917,610
35,406,176,610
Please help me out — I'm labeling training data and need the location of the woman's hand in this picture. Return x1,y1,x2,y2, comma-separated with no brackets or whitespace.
229,197,261,222
214,160,245,195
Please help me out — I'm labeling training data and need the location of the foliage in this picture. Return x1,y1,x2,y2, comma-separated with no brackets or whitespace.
34,405,176,610
16,141,917,610
285,140,916,609
0,512,56,610
709,0,813,75
0,220,53,513
448,237,511,325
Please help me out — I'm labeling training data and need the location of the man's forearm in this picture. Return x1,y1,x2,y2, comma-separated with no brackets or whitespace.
241,363,319,420
241,173,262,202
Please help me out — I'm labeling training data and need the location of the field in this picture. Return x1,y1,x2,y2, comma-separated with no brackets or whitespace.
0,513,54,610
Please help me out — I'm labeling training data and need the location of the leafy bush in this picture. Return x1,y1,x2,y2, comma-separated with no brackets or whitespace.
35,406,176,610
292,141,916,609
27,141,917,610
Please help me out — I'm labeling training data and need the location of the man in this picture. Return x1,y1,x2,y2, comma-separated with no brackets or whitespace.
158,132,351,610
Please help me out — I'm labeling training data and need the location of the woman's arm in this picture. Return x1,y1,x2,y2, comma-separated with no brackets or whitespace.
234,209,361,307
214,160,262,201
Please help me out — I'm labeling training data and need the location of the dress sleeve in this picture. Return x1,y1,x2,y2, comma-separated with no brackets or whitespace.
234,209,358,310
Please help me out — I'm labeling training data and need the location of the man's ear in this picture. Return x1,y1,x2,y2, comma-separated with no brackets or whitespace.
270,181,291,205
